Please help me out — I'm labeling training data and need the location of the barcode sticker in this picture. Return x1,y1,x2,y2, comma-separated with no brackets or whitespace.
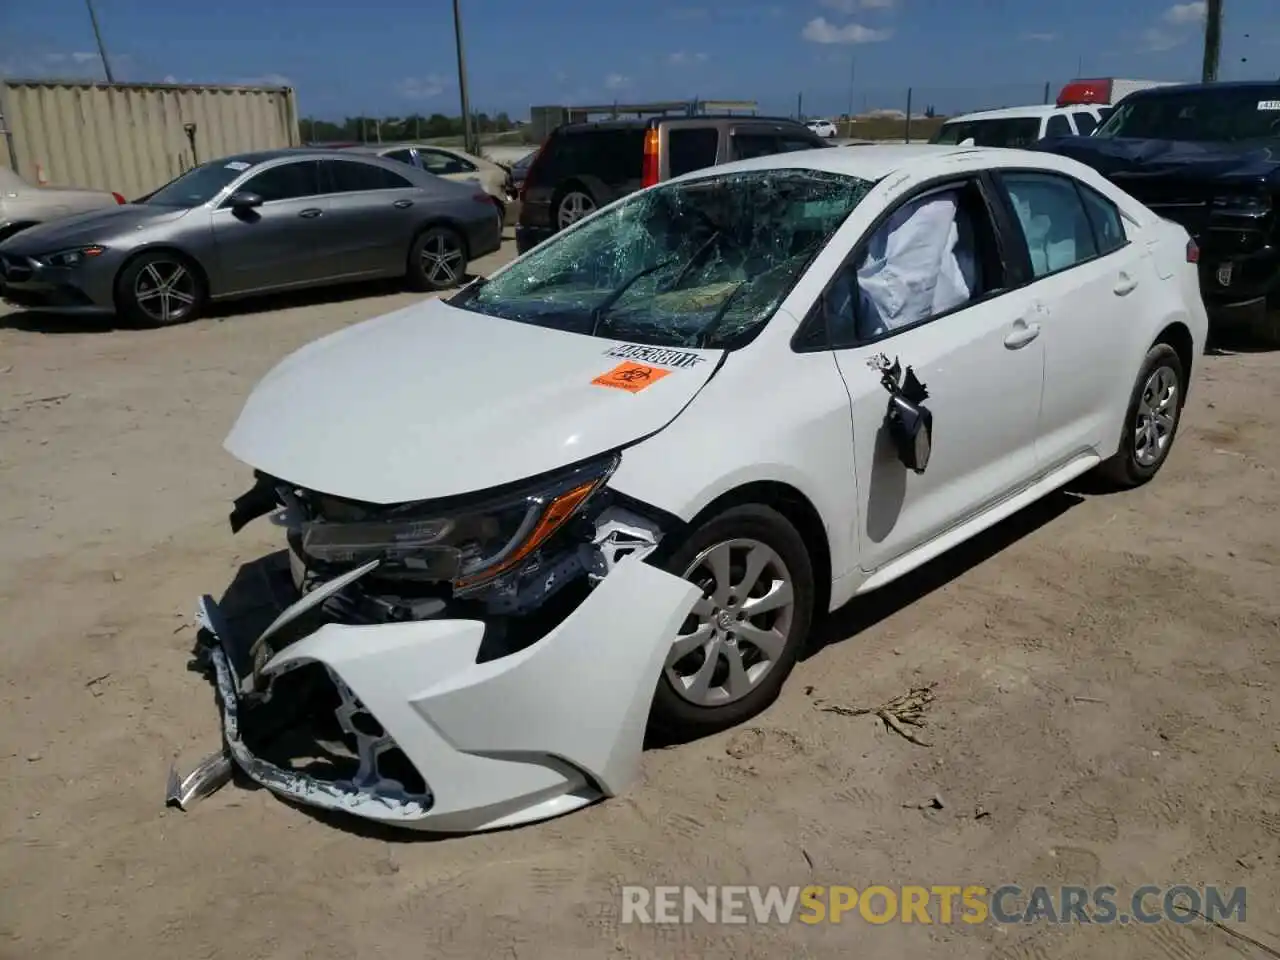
1256,100,1280,111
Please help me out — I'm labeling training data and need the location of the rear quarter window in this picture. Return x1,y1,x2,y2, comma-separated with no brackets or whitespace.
1045,114,1072,138
667,127,719,177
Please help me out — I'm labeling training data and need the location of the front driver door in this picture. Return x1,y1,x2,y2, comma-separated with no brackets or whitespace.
825,176,1046,574
210,159,330,294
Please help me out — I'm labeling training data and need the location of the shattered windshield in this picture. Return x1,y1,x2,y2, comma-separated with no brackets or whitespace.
1094,88,1280,144
459,169,872,349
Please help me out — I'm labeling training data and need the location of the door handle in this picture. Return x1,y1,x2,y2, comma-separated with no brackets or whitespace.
1113,272,1138,295
298,208,323,219
1004,321,1041,350
393,199,414,209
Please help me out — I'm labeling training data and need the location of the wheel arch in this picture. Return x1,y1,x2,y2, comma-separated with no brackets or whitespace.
1151,320,1195,400
112,244,211,302
411,218,471,260
662,479,833,621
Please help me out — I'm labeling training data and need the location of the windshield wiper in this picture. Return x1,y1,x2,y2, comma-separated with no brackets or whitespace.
589,256,678,335
693,278,755,348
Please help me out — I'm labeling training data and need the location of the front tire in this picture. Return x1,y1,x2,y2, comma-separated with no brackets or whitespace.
1097,343,1186,488
115,252,206,327
407,226,468,292
649,504,815,739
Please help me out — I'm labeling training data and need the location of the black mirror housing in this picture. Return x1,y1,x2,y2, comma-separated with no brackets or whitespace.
887,394,932,473
228,191,264,210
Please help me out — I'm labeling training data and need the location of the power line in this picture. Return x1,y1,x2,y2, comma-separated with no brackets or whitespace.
84,0,115,83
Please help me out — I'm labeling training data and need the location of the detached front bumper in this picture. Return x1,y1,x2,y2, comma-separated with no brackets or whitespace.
193,555,700,833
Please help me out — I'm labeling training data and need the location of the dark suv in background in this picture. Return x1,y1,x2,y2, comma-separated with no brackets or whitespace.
515,115,830,253
1035,80,1280,345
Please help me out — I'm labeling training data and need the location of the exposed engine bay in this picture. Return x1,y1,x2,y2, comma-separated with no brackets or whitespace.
173,453,703,833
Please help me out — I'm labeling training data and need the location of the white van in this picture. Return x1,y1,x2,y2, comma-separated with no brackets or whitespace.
929,104,1108,148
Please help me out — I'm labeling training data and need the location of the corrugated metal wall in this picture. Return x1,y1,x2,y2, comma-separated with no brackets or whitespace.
0,80,300,199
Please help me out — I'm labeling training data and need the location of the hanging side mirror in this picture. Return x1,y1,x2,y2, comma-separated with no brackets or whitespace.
870,353,933,474
886,393,932,473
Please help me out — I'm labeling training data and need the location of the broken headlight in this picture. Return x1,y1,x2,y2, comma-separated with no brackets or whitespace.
299,454,618,592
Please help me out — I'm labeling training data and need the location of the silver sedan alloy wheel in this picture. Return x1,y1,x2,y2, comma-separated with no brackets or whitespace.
420,232,465,287
557,191,595,229
133,260,197,324
1133,364,1179,467
666,538,796,707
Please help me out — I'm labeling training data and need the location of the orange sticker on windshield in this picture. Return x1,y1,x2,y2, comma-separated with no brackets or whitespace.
591,361,671,393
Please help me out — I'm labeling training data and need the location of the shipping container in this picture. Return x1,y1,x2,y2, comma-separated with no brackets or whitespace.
0,79,300,200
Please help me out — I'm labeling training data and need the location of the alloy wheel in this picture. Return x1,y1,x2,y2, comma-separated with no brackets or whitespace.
420,233,465,287
1133,365,1179,467
133,260,197,324
557,191,595,229
665,538,796,707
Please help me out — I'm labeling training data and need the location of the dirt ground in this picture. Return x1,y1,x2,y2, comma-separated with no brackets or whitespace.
1,243,1278,959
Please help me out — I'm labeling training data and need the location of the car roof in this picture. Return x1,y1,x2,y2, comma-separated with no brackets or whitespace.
943,104,1079,123
1117,79,1280,101
556,114,808,133
673,143,1082,183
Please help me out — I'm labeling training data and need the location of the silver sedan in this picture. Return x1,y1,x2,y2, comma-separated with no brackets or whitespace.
0,148,503,326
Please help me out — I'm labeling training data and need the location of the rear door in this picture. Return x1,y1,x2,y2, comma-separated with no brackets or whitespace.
321,158,421,276
209,159,330,294
991,169,1144,467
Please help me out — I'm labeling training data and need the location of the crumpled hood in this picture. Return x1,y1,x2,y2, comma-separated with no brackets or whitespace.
224,297,724,504
0,204,189,253
1035,136,1280,186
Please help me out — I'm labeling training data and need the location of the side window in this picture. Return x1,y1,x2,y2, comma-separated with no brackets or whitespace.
328,160,412,192
1001,173,1100,277
731,132,780,161
382,148,416,166
593,129,646,183
237,161,321,203
1072,111,1098,136
1045,114,1072,138
825,181,998,346
667,127,718,177
1076,182,1127,254
419,149,476,176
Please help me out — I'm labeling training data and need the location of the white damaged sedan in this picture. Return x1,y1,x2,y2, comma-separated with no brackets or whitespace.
181,144,1207,832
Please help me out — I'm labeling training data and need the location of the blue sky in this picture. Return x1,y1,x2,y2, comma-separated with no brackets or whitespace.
1,0,1275,119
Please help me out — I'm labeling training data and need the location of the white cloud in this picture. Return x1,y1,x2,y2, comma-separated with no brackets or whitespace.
1164,1,1206,24
1139,27,1182,51
1020,31,1058,42
667,50,709,64
605,72,631,90
395,74,449,100
820,0,896,9
70,52,99,64
162,74,178,83
801,16,892,44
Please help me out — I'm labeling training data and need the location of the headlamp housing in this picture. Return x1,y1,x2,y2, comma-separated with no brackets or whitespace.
298,453,619,593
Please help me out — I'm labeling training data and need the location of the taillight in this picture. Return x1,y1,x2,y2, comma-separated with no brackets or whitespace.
641,128,660,188
1186,238,1199,263
111,191,126,205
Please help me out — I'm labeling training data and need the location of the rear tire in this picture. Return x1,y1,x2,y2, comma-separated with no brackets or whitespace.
407,226,468,292
115,251,206,327
1096,343,1186,489
649,504,815,740
552,183,597,232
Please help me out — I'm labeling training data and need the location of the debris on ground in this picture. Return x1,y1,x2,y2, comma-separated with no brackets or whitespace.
815,684,936,746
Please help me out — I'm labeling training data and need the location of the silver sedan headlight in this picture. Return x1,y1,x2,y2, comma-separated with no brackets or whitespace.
298,454,619,592
40,245,106,267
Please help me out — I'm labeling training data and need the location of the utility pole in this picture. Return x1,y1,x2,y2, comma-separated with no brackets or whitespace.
846,54,856,119
84,0,115,83
1202,0,1223,82
452,0,476,154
